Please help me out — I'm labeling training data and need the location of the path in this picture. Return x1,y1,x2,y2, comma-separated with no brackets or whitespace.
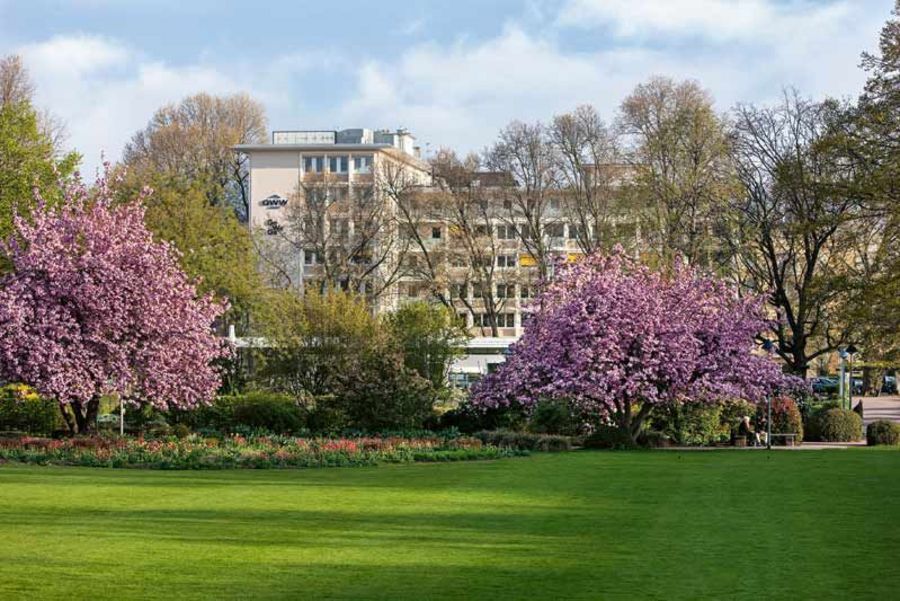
858,395,900,426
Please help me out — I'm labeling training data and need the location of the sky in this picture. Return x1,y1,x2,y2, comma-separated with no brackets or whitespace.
0,0,894,176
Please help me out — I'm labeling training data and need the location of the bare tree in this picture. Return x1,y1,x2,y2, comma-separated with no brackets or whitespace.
123,93,267,220
550,105,632,254
619,76,735,267
382,157,455,307
258,169,407,305
485,120,561,279
0,55,34,107
730,92,863,375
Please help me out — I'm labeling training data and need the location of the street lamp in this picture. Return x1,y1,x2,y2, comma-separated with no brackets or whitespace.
846,344,858,411
762,339,776,450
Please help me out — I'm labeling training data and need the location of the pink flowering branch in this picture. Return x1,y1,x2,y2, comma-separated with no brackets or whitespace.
0,165,230,433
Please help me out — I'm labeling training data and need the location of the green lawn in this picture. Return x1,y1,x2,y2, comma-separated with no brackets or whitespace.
1,450,898,600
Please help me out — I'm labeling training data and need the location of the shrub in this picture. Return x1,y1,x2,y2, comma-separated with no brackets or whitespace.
528,398,582,436
303,395,350,434
475,430,573,452
0,384,60,435
332,351,436,432
816,408,863,442
650,400,754,446
176,392,306,435
437,400,527,433
228,392,306,434
583,425,638,450
757,396,803,444
866,420,900,446
637,430,671,448
802,401,840,440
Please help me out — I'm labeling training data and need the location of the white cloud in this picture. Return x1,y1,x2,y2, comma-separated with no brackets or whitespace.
6,0,892,176
15,34,241,177
556,0,852,43
337,2,889,155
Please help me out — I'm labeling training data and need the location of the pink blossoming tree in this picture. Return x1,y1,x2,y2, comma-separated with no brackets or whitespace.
0,167,230,433
471,250,792,443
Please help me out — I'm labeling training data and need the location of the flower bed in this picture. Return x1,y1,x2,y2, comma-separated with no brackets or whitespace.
0,434,525,469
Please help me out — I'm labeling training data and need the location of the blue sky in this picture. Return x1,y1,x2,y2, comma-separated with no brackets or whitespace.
0,0,893,176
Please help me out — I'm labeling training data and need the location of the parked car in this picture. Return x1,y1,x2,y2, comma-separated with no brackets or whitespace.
810,376,838,395
882,376,897,395
850,378,864,395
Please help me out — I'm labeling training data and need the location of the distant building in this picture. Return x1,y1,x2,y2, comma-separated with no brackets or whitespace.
236,128,638,378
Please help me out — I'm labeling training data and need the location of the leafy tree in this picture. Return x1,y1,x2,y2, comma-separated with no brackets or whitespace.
256,288,435,430
0,55,79,247
385,302,469,389
122,93,267,220
256,288,383,396
471,250,791,443
117,173,264,327
0,169,229,433
836,2,900,362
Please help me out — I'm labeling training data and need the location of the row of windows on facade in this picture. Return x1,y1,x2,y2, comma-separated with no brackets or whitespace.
409,222,585,241
459,312,531,329
302,155,373,174
405,283,533,300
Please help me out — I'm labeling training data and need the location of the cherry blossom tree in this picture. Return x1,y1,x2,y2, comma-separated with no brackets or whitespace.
471,249,792,443
0,167,230,433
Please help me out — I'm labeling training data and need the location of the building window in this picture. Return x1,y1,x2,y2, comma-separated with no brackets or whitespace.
521,312,534,327
303,156,324,173
474,224,490,237
569,223,584,240
549,197,561,210
546,223,565,238
451,283,468,299
497,224,517,240
457,312,469,326
329,218,349,236
473,313,515,329
431,226,442,239
496,284,515,299
496,255,516,268
520,285,532,299
353,155,372,174
303,249,321,265
329,156,348,173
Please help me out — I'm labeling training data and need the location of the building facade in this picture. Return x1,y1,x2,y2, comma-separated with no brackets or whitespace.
238,128,636,378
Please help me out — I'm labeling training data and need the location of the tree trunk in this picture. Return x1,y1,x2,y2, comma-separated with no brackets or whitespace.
71,397,101,434
616,400,653,445
59,403,76,435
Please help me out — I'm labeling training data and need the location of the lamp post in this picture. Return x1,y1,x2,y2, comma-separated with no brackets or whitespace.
762,339,776,450
846,344,858,411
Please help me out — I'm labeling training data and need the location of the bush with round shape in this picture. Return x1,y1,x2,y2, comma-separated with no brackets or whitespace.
817,408,863,442
802,401,840,440
866,420,900,446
